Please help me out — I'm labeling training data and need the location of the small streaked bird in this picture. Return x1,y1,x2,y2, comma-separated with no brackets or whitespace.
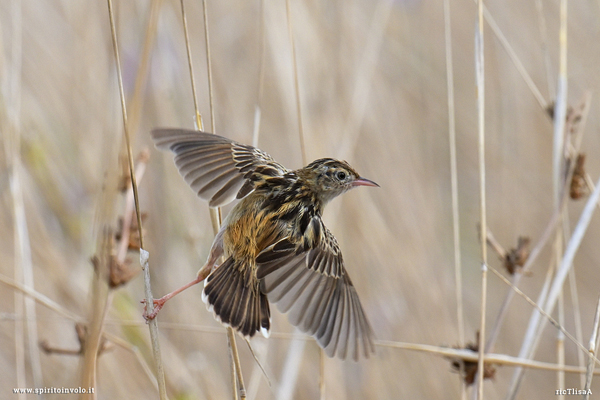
149,129,378,360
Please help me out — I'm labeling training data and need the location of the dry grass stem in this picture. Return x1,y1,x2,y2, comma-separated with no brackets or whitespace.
179,0,202,130
285,0,307,164
534,0,554,97
376,341,600,375
481,5,547,110
0,274,83,321
179,0,245,396
475,5,487,398
509,175,600,398
444,0,466,395
583,295,600,399
106,1,166,398
126,0,163,138
485,208,560,352
487,265,600,366
4,3,36,397
252,0,266,148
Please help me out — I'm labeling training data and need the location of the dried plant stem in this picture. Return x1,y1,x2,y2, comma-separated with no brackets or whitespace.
285,0,307,164
201,0,216,134
179,0,202,130
555,226,565,398
0,275,160,392
320,350,325,399
227,332,240,400
179,1,244,397
376,341,600,374
506,2,568,398
474,3,487,398
106,1,167,399
126,0,163,136
252,0,266,148
228,327,246,400
567,266,586,388
283,1,313,397
486,93,590,355
481,5,547,110
10,272,600,380
11,147,44,396
583,295,600,399
556,292,565,400
507,173,600,398
485,208,560,352
534,0,554,98
103,332,160,391
4,1,40,396
0,274,82,321
563,213,586,388
444,0,465,345
486,266,600,365
79,249,111,400
444,0,465,396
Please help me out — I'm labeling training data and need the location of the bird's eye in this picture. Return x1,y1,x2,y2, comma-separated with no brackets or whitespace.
336,171,347,181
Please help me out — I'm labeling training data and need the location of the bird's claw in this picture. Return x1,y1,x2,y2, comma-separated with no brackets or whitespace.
141,298,166,322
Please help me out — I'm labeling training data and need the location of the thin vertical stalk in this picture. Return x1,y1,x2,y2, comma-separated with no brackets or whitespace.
284,0,312,395
557,291,565,400
126,0,164,136
5,1,32,397
106,1,167,399
180,1,244,397
481,5,547,110
227,331,240,400
506,2,568,397
179,0,203,130
567,266,586,388
474,0,487,398
443,0,463,350
563,213,586,388
319,351,325,399
552,4,568,394
583,295,600,399
444,0,465,396
534,0,554,98
285,0,307,164
552,0,568,205
252,0,266,148
201,0,216,135
506,172,600,399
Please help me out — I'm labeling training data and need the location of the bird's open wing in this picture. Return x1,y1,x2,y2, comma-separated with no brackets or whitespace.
152,129,287,207
256,217,375,360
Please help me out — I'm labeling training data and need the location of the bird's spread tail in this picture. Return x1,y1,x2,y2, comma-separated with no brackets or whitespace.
202,257,271,338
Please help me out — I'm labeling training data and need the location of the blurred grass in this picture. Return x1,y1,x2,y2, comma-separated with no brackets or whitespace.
2,0,600,399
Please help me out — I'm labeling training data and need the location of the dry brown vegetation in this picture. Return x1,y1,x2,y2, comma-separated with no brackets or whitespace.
2,0,600,399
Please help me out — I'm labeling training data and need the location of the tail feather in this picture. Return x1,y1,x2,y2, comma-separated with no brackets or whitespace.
203,257,270,338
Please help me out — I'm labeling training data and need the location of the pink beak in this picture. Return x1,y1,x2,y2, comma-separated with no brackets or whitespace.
352,177,379,187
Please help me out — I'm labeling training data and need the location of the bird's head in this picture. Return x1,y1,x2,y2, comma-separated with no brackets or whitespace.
301,158,379,204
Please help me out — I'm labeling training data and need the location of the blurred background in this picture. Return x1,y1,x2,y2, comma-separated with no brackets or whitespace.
1,0,600,398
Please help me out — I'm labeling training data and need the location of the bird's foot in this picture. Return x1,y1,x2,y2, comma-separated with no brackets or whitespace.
142,297,167,322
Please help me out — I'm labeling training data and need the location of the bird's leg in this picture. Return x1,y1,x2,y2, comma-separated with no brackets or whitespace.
142,275,204,321
143,233,224,321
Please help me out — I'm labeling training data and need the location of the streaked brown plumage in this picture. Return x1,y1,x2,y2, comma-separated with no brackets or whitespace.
151,128,378,360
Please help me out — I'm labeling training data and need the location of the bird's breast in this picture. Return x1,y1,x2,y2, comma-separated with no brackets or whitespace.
222,194,290,261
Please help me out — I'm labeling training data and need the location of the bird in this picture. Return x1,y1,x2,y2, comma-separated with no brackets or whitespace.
150,128,378,360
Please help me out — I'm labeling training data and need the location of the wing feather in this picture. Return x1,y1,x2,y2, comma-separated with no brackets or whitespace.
257,219,375,360
152,129,287,207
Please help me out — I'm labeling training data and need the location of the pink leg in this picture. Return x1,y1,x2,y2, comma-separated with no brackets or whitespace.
144,231,224,321
142,259,220,321
142,276,201,320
